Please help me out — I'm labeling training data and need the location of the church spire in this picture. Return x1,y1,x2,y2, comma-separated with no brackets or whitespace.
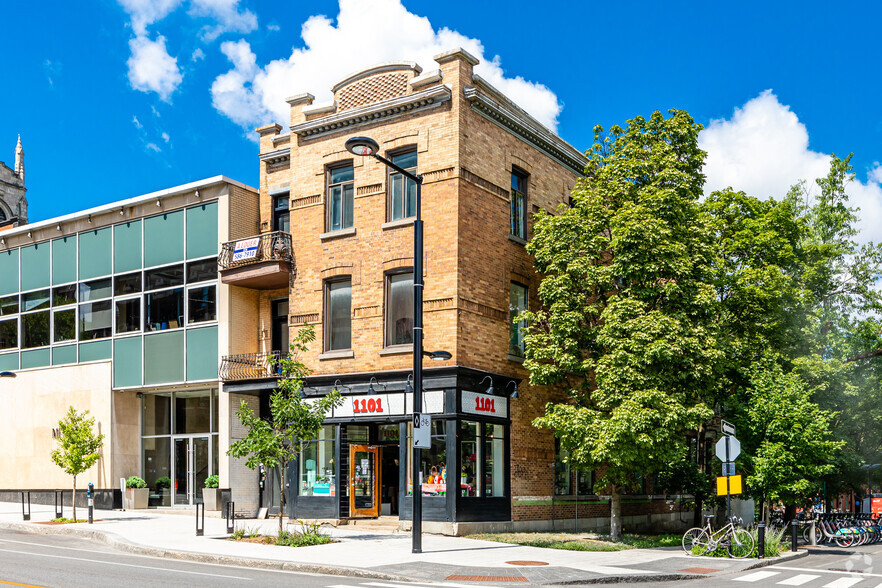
14,135,23,183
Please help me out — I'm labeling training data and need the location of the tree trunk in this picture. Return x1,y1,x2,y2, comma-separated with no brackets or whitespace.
278,460,285,537
610,486,623,542
72,475,77,522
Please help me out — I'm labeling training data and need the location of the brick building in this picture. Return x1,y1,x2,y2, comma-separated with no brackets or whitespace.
219,48,685,534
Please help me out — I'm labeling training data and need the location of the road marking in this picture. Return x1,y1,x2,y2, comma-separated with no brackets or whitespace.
735,571,781,582
0,581,48,588
0,547,251,581
360,583,500,588
778,575,820,586
822,579,863,588
772,566,882,578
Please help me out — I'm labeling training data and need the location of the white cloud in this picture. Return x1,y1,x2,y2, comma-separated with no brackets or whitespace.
161,132,170,142
132,115,143,129
146,142,162,152
151,105,161,118
267,23,280,32
210,0,560,134
700,90,882,244
127,35,183,101
117,0,182,36
189,0,257,42
192,48,206,62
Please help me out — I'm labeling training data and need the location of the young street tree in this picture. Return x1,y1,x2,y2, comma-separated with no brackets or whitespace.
50,407,105,522
525,110,718,541
227,326,341,535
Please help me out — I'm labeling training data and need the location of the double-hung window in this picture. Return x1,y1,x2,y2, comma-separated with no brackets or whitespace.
385,271,413,347
327,164,354,232
509,282,527,357
325,279,351,351
388,150,417,221
273,194,290,233
510,169,528,240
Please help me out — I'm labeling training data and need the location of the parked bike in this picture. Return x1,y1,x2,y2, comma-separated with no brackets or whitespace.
683,515,754,558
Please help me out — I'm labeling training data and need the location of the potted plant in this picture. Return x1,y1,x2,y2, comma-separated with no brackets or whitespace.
154,476,171,506
202,474,221,511
124,476,149,510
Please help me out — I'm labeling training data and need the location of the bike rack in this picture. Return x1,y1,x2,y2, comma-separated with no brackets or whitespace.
21,491,30,521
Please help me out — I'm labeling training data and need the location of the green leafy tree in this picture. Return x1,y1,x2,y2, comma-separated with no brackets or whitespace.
526,110,717,541
227,325,342,535
50,407,105,522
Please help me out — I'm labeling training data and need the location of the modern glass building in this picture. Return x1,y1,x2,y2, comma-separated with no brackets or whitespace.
0,177,257,507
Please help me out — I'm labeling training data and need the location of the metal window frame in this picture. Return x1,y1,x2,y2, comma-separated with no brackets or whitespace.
325,162,354,232
386,147,418,222
323,276,352,352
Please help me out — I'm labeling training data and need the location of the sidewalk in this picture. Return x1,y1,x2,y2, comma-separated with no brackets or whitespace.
0,502,805,585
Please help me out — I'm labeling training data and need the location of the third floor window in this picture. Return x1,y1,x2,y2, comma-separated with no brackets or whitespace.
389,150,417,222
510,170,528,240
273,194,290,233
327,164,354,232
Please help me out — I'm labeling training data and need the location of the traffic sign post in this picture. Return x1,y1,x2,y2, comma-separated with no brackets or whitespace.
721,420,736,436
413,413,431,449
716,435,741,522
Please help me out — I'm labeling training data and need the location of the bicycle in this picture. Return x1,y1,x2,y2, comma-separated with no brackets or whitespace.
682,515,755,558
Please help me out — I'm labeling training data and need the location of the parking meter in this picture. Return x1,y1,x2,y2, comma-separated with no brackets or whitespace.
87,483,94,524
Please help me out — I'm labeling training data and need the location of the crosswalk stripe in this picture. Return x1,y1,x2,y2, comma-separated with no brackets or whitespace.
778,575,820,586
822,578,863,588
735,571,781,582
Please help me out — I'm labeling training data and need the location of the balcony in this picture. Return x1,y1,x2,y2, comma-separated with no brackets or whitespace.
218,231,293,289
219,352,282,382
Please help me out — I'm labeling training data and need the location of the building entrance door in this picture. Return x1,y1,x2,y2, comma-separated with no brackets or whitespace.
349,445,380,517
174,436,210,505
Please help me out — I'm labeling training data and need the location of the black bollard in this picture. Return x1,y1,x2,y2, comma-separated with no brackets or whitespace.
195,502,204,536
21,491,30,521
225,501,235,534
758,521,765,559
791,519,799,552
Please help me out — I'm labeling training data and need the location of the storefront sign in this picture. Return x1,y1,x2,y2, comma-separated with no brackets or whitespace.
317,391,444,419
872,497,882,516
232,238,259,261
461,390,507,417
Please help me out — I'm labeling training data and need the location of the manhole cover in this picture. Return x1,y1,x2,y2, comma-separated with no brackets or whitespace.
679,567,722,574
506,561,549,566
446,575,528,582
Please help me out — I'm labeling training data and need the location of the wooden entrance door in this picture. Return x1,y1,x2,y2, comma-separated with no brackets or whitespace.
349,445,380,517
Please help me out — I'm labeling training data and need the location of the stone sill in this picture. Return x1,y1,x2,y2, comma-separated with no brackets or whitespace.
507,354,525,364
507,233,527,246
319,227,356,241
317,350,354,360
381,218,415,231
378,346,412,356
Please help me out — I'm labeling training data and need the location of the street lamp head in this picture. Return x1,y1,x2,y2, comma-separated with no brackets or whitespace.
0,371,15,378
424,350,452,361
345,136,380,157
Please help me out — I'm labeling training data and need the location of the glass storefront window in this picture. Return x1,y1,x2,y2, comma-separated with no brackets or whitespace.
459,421,479,496
406,420,447,496
483,423,505,497
459,420,508,498
299,425,336,497
174,390,211,434
143,436,171,506
143,393,171,435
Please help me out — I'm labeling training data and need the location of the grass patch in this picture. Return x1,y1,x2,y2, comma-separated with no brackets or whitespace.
467,532,681,552
229,520,333,547
48,517,87,524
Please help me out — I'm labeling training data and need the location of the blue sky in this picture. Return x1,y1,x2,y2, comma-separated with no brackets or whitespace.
2,0,882,239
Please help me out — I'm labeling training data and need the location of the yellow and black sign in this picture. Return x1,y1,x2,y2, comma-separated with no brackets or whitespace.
716,475,742,496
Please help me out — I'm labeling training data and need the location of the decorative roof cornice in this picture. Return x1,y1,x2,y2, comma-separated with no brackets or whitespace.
332,62,422,93
464,85,587,176
291,85,452,140
259,148,290,165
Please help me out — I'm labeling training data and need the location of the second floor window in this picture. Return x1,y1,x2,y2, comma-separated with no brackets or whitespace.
386,271,413,346
509,282,527,357
389,150,417,221
510,169,528,240
325,279,351,351
273,194,290,233
327,165,354,232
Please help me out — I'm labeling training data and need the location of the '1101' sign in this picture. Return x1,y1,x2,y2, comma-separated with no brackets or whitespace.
352,397,384,414
474,397,496,413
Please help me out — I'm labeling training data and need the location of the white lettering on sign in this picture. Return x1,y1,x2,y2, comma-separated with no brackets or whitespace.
232,238,259,261
461,390,507,417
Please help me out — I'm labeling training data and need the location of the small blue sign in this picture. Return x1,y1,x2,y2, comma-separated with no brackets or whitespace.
722,462,736,477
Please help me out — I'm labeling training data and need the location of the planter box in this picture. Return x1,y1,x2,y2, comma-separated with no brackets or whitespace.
203,488,221,511
124,488,149,510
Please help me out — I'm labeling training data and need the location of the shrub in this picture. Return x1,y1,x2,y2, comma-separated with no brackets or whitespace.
126,476,146,489
155,477,171,490
204,474,219,489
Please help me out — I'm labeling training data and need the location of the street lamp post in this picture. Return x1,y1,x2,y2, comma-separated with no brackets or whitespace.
345,136,449,554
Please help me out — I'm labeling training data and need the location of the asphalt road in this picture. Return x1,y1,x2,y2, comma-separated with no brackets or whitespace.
0,528,458,588
615,543,882,587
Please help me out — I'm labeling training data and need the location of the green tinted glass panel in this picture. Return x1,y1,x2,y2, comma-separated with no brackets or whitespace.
79,339,112,362
21,348,50,369
0,352,18,371
52,237,77,285
52,344,77,366
186,202,218,260
20,243,50,291
114,336,142,387
114,220,142,273
78,228,112,279
143,330,184,384
144,211,184,268
0,249,18,295
186,326,217,381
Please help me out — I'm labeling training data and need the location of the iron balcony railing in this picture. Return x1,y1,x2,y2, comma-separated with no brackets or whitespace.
219,351,282,381
218,231,293,272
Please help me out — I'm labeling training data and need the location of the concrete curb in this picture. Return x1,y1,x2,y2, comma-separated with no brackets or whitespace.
0,521,416,582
